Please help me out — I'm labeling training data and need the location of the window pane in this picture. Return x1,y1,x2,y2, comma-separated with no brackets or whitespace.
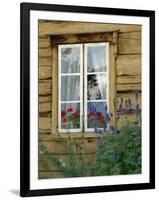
87,74,107,100
61,76,80,101
87,46,106,72
61,103,80,129
87,102,107,128
61,47,80,73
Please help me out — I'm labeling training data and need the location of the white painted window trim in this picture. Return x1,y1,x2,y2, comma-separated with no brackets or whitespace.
58,42,109,133
84,42,109,132
58,44,83,133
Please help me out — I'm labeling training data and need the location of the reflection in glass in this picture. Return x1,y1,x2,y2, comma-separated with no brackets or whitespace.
61,47,80,73
87,74,107,100
87,46,106,72
87,102,107,128
61,103,80,129
61,76,80,101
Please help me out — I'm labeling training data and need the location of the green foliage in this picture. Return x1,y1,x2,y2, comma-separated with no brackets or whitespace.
39,136,95,178
39,124,141,178
95,125,141,175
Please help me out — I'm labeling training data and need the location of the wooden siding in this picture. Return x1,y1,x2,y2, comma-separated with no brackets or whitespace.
38,21,142,178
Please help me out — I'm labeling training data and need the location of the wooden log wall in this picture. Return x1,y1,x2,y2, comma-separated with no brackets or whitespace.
38,21,142,178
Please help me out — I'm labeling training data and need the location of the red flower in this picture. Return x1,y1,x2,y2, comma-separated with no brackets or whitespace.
62,118,67,123
88,112,94,119
73,111,79,118
61,111,66,118
95,112,102,117
67,107,73,112
99,116,105,124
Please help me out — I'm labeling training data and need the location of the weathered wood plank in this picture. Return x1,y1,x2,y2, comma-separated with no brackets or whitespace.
39,138,97,154
39,102,51,113
116,92,141,111
117,55,141,76
39,48,51,57
39,57,52,67
39,95,52,103
117,75,141,84
39,153,96,171
39,38,50,48
52,32,113,45
116,113,140,129
39,117,51,130
39,21,141,36
118,37,141,54
52,47,58,134
119,31,141,40
117,83,141,91
39,171,63,179
39,67,51,80
109,42,117,126
39,80,52,95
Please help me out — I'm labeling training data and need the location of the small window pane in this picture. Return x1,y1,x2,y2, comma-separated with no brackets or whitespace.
61,76,80,101
61,103,80,129
87,102,107,128
87,46,106,72
87,74,107,100
61,47,80,73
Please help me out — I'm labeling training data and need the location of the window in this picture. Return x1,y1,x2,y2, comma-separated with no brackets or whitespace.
58,42,109,133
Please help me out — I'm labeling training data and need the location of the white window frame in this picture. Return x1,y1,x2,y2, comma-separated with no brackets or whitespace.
58,42,109,133
84,42,109,132
58,44,83,133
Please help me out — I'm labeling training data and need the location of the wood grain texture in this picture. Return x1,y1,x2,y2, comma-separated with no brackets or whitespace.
118,37,141,55
39,102,51,113
39,48,51,57
39,67,51,80
117,83,141,92
116,92,141,111
52,46,58,134
116,113,140,129
117,55,141,76
39,80,52,95
39,117,51,130
39,95,52,103
39,21,141,36
52,32,113,45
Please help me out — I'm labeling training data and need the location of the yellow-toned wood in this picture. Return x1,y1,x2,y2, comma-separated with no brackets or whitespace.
39,57,52,67
116,113,140,129
39,37,51,48
39,95,52,103
52,32,113,45
39,67,51,80
39,48,51,57
117,83,141,92
117,75,141,84
39,102,51,113
39,117,51,130
119,31,141,40
52,46,58,134
39,153,96,171
118,37,141,55
39,137,97,154
117,55,141,76
39,171,63,179
116,92,141,111
109,33,117,127
39,80,52,95
39,21,141,36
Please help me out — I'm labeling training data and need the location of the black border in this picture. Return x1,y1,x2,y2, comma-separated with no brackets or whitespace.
20,2,155,197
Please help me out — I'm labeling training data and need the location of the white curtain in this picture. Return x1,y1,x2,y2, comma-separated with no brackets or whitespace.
88,46,107,100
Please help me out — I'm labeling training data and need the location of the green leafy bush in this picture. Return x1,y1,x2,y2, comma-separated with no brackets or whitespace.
95,125,141,175
39,137,95,178
40,124,141,178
